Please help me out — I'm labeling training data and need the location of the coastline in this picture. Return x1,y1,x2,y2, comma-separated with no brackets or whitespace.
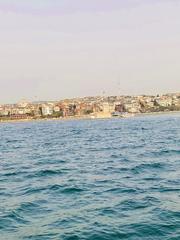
1,110,180,124
136,110,180,117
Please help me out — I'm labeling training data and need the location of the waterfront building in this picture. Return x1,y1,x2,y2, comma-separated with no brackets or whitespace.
41,104,54,116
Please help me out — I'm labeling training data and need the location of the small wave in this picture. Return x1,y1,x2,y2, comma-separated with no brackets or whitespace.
161,149,180,155
14,201,50,218
49,184,62,191
22,184,85,195
117,199,151,211
6,139,21,143
35,169,64,177
62,234,80,240
143,177,163,181
1,210,29,227
3,171,28,177
105,187,137,194
131,162,165,174
123,223,169,238
16,202,39,213
25,169,65,179
100,207,117,216
86,231,129,240
22,186,47,195
23,233,59,240
159,187,180,193
142,196,160,203
141,149,180,158
70,129,84,135
61,187,85,194
0,218,17,231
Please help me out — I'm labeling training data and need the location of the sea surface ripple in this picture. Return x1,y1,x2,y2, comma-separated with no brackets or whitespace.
0,114,180,240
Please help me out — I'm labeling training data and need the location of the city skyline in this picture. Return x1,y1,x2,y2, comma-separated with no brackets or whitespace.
0,0,180,103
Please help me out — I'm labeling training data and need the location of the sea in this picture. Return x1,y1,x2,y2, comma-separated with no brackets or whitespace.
0,114,180,240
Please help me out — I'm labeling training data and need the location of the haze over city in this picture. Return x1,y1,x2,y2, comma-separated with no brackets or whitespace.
0,0,180,103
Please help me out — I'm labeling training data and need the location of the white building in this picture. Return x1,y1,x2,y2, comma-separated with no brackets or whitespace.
42,105,53,116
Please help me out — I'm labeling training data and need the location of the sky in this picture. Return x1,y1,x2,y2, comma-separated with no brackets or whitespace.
0,0,180,103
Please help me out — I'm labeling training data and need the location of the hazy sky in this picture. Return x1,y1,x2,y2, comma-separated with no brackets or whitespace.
0,0,180,103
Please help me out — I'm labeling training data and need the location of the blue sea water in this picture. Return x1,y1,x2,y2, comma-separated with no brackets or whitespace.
0,114,180,240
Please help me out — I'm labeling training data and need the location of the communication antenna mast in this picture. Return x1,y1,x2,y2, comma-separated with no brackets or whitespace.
117,80,121,97
102,90,106,101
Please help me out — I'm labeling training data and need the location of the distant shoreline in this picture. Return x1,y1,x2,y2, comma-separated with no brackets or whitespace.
136,110,180,117
0,110,180,124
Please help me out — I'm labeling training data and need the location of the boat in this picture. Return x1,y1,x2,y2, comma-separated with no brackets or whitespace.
111,112,135,118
